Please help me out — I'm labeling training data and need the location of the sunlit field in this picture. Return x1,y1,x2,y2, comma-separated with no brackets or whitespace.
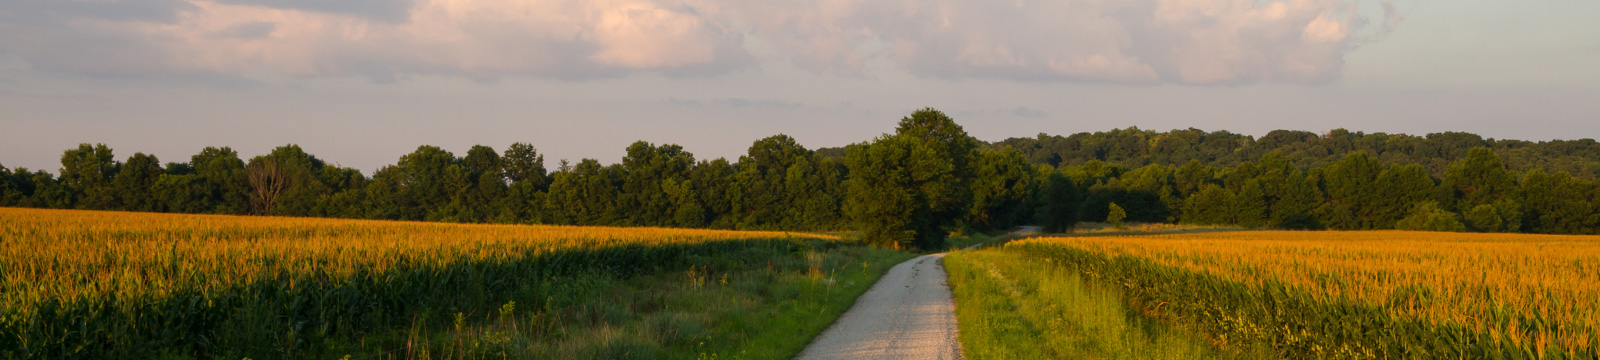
0,207,902,359
951,230,1600,359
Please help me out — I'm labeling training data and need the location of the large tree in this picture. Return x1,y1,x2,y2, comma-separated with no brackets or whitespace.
59,143,118,210
732,134,810,228
112,153,164,212
192,147,249,214
386,145,462,221
968,147,1039,230
844,108,977,249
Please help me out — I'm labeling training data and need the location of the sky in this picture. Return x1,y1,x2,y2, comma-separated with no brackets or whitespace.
1,0,1597,173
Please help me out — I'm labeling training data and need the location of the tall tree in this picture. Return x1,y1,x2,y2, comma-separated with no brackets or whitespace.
449,145,506,223
844,133,957,250
733,135,810,228
1320,152,1385,229
1233,179,1269,228
543,159,621,225
0,164,16,206
1444,147,1519,212
1271,170,1324,229
246,145,334,216
1182,184,1236,225
498,142,548,223
1520,169,1598,234
386,145,462,221
894,108,980,228
59,143,118,210
112,153,164,212
1037,169,1081,233
192,147,249,214
967,148,1037,230
691,158,738,228
502,142,549,190
1371,164,1440,229
618,141,695,226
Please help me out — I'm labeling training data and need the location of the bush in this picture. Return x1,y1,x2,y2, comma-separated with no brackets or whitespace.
1395,201,1466,232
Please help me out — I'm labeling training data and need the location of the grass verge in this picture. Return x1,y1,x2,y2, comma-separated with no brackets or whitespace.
945,249,1253,360
326,240,913,359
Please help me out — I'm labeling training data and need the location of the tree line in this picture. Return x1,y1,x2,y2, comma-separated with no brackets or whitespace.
990,127,1600,179
3,109,1598,250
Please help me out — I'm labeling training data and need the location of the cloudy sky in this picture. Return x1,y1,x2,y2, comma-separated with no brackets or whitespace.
2,0,1596,173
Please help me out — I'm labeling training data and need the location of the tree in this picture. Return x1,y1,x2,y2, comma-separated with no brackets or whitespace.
1320,152,1384,229
246,145,334,216
112,153,164,212
1396,201,1466,232
499,143,548,223
386,145,463,221
449,145,506,223
844,133,956,250
1182,184,1235,225
616,141,695,226
0,163,17,206
1444,147,1518,212
1519,169,1597,234
968,148,1037,230
543,159,620,226
1271,170,1323,230
691,158,739,228
1465,204,1502,232
1107,202,1127,228
894,108,980,230
1372,164,1440,229
1037,169,1080,233
732,135,810,228
784,154,845,229
59,143,119,209
247,160,291,214
192,147,249,214
1233,179,1269,228
502,142,549,190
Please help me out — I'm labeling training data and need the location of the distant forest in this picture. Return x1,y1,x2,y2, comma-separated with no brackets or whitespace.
4,109,1599,249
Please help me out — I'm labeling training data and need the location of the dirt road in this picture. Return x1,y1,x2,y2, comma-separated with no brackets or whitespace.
795,227,1041,359
794,253,962,360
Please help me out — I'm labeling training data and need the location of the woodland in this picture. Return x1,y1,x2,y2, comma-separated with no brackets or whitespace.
4,109,1598,249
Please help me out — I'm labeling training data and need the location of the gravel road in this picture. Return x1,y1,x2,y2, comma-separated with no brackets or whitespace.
794,253,962,360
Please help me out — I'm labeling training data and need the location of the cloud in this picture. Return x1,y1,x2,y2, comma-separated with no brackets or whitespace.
216,21,274,39
1008,107,1048,118
210,0,416,23
0,0,1398,84
0,0,197,25
667,97,806,109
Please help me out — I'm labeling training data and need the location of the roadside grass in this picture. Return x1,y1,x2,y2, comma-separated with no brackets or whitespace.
1057,222,1244,237
945,228,1042,251
329,240,914,359
946,249,1261,360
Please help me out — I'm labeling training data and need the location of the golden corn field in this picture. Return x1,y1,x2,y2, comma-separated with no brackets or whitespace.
1000,231,1600,359
0,207,837,359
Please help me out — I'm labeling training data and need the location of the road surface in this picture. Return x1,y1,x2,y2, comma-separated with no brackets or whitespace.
795,252,963,360
796,227,1041,359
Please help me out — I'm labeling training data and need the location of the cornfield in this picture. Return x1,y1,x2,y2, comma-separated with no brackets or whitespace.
0,207,837,359
1001,231,1600,359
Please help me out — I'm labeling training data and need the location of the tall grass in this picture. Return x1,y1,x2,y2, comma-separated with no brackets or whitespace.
0,208,845,359
946,250,1241,359
1000,230,1600,359
362,245,912,359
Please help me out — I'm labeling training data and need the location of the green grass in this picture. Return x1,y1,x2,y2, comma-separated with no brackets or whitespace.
326,240,914,359
945,228,1040,251
946,249,1256,360
1052,222,1243,237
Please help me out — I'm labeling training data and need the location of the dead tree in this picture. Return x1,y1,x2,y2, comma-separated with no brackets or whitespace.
247,160,291,214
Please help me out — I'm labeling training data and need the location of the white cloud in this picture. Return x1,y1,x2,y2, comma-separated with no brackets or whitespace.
0,0,1393,84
